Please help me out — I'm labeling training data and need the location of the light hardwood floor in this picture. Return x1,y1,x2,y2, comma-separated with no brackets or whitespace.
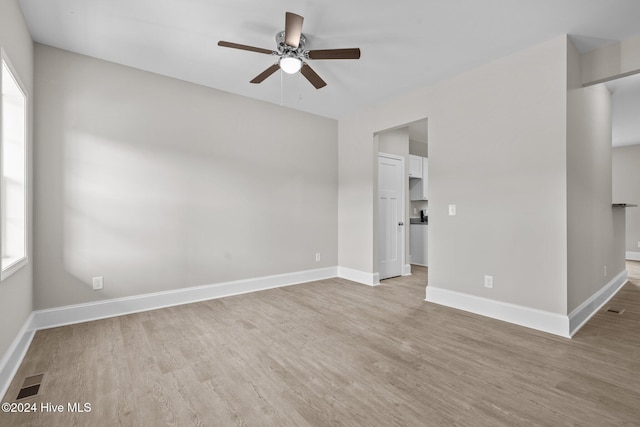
1,263,640,426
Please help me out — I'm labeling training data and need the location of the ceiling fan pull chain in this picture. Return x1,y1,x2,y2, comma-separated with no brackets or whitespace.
298,71,303,101
280,69,283,106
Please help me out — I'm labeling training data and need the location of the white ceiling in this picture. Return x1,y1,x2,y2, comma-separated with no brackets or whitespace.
17,0,640,120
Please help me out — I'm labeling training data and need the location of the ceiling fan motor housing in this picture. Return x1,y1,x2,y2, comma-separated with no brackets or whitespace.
276,31,307,59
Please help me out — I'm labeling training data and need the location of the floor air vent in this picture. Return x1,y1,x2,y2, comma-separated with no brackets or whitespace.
606,307,625,315
16,374,44,400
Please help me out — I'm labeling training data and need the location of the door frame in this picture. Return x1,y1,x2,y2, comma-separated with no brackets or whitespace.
377,152,406,280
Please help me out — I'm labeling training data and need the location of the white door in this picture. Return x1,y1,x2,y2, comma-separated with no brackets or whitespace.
378,154,404,280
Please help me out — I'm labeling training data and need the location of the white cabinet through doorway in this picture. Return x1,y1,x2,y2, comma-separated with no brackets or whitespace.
409,155,423,179
410,157,428,201
410,224,428,266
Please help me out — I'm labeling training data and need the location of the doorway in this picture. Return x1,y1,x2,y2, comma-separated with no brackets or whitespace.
609,72,640,261
375,119,428,282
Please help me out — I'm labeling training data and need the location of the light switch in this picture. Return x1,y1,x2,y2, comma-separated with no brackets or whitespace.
448,204,456,216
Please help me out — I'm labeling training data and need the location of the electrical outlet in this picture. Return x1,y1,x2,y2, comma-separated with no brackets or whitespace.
484,275,493,288
315,253,321,262
637,241,640,248
92,276,103,290
448,204,456,216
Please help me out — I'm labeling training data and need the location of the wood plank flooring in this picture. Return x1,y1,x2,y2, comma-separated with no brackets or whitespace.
1,263,640,426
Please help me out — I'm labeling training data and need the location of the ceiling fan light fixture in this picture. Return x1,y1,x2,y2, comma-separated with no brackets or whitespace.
279,56,302,74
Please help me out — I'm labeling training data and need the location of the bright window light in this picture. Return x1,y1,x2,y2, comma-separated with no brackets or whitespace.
1,54,27,280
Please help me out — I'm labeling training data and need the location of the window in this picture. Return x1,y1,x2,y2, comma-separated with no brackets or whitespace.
1,52,27,280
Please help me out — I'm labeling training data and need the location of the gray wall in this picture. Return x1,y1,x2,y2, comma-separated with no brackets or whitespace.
0,0,33,363
427,36,568,314
34,44,338,310
339,36,594,315
613,144,640,255
566,40,624,313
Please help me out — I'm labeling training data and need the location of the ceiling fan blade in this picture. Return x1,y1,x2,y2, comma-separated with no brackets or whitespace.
250,64,280,84
218,41,274,55
284,12,304,47
300,63,327,89
307,48,361,60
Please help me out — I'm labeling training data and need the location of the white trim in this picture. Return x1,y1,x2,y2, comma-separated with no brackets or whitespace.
425,286,571,337
625,251,640,261
0,312,35,400
337,266,380,286
32,267,338,331
568,269,628,336
1,257,28,282
402,264,412,276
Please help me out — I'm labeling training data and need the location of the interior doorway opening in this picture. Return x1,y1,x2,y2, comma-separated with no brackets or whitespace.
374,118,428,282
609,72,640,261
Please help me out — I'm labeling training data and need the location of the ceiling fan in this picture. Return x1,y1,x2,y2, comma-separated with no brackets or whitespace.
218,12,361,89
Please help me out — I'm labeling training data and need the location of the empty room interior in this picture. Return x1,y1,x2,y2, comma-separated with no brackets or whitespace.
2,0,640,425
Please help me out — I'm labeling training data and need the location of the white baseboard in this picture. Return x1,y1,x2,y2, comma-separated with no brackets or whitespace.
568,269,627,336
626,251,640,261
402,264,412,276
32,267,338,331
425,286,571,337
337,266,380,286
0,313,35,400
